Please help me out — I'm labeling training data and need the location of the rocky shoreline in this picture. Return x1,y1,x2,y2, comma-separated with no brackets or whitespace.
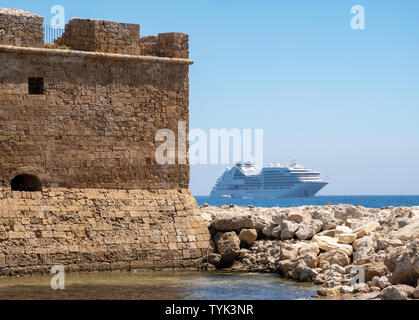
199,204,419,300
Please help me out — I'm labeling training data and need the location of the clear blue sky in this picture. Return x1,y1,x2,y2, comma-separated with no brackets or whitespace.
4,0,419,195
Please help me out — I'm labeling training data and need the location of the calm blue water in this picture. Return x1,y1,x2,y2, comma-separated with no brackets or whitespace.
195,195,419,209
0,271,319,300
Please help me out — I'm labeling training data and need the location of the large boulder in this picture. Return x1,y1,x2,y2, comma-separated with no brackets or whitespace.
352,236,374,265
318,250,350,268
393,219,419,241
214,232,241,263
211,215,255,232
295,219,323,240
313,235,353,256
239,229,258,246
280,220,299,240
384,247,419,286
380,285,415,300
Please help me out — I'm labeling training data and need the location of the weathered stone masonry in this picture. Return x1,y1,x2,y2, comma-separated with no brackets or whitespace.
0,8,210,275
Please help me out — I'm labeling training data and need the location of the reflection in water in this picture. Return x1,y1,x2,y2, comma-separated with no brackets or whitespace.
0,271,319,300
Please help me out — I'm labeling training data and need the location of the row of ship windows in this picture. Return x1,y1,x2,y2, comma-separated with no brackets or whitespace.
220,186,292,190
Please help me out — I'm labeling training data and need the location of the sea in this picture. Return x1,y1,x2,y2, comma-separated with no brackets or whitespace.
194,195,419,209
0,271,320,300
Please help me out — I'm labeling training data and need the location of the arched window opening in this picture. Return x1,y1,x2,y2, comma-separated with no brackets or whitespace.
11,174,42,192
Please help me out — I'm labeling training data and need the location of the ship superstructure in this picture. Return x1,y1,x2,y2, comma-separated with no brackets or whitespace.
210,161,328,198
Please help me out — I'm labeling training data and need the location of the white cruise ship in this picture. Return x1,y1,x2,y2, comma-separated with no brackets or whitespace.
210,161,328,198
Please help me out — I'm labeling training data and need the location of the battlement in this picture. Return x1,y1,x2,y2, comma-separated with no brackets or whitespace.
0,7,189,58
55,18,141,55
0,8,44,48
55,18,189,58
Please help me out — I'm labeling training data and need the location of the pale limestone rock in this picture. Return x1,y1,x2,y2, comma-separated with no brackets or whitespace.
299,242,320,256
345,206,364,219
338,233,357,244
354,221,380,239
317,229,335,237
313,235,353,256
262,224,281,239
297,252,318,269
318,250,350,267
214,232,241,263
285,211,310,224
362,262,387,281
317,286,341,297
376,238,403,250
211,215,255,232
353,246,373,265
280,243,299,261
272,213,287,225
334,225,353,237
280,220,299,240
312,210,338,231
384,246,419,285
331,264,346,274
393,219,419,241
353,236,374,251
239,229,257,246
295,219,323,240
339,285,354,294
380,285,415,300
372,276,390,289
353,282,370,293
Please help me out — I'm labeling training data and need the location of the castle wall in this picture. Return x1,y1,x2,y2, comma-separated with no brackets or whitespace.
0,187,210,275
0,8,44,48
0,46,192,189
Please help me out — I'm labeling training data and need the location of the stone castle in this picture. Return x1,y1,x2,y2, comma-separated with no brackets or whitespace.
0,8,210,275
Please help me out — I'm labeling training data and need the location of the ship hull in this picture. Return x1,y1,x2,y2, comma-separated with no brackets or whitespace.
210,182,328,198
